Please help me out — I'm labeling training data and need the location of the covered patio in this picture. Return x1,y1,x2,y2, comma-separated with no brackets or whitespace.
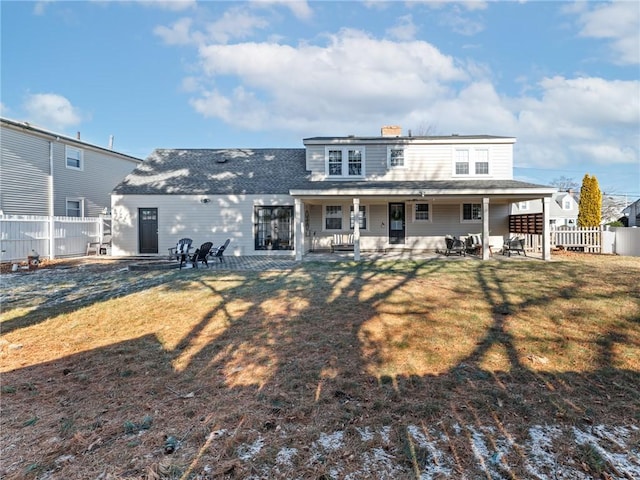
290,183,556,262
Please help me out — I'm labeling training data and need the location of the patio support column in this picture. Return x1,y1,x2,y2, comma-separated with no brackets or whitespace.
295,198,303,261
353,197,361,261
482,197,490,260
542,196,551,261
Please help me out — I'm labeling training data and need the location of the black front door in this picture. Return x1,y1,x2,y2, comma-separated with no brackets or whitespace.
389,203,405,245
138,208,158,254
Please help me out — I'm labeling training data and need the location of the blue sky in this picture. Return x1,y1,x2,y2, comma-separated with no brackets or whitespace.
2,0,639,198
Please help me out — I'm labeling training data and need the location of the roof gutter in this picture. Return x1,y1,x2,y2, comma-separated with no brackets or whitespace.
290,187,557,197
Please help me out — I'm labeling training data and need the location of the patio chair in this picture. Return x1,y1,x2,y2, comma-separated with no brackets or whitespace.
99,235,112,255
190,241,213,268
211,238,230,263
465,234,482,255
168,238,193,268
444,235,465,256
502,236,527,257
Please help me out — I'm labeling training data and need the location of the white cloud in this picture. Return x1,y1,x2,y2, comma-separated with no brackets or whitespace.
140,0,196,12
154,17,200,45
0,102,8,116
154,8,269,46
180,19,637,170
23,93,82,130
386,14,418,41
574,1,640,65
33,1,52,15
251,0,313,20
205,7,270,44
439,5,485,36
511,75,639,169
191,29,466,133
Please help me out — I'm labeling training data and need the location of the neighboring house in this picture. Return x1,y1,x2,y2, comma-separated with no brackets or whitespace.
111,126,556,261
511,191,578,229
622,198,640,227
1,117,142,217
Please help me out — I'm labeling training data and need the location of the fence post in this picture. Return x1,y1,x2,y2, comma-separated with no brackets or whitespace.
49,215,55,260
542,197,551,260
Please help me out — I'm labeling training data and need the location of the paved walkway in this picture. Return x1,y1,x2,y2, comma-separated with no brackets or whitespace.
128,248,541,272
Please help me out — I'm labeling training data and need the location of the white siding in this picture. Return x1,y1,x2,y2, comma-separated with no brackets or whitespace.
111,193,296,257
304,140,514,182
304,200,510,252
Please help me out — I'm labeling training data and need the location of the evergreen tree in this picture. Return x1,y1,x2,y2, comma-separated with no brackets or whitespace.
578,174,602,227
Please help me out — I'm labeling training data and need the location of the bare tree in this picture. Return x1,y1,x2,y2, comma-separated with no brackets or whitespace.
411,122,437,137
550,176,579,192
601,192,628,224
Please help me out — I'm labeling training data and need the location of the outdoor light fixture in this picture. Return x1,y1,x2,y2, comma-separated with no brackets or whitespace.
201,198,210,204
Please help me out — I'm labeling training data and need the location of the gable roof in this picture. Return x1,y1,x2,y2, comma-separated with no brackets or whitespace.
113,148,555,197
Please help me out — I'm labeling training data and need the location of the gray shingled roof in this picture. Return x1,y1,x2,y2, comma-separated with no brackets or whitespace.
113,148,553,196
113,148,310,195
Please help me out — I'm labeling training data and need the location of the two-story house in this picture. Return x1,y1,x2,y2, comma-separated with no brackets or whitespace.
111,126,556,260
1,117,142,217
511,191,579,229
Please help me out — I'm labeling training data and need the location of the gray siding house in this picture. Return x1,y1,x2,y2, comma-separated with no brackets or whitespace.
1,117,142,217
511,191,579,228
111,126,557,261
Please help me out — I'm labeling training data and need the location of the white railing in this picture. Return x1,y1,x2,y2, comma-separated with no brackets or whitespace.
550,227,602,253
520,227,639,257
0,215,111,262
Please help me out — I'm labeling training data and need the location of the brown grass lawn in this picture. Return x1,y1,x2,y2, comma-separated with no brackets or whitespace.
1,253,639,479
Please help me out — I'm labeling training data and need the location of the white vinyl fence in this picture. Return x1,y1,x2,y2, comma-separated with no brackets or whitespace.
0,215,111,263
610,227,640,257
521,226,639,257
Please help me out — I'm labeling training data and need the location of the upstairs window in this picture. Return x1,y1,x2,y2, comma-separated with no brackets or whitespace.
348,149,362,176
326,147,365,177
325,205,342,230
328,150,342,176
349,205,367,230
388,147,405,168
462,203,482,222
563,198,573,210
414,203,431,222
454,148,491,176
455,150,469,175
475,149,489,175
66,146,83,170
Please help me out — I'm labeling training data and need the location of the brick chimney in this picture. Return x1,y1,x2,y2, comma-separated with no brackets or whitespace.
381,125,402,137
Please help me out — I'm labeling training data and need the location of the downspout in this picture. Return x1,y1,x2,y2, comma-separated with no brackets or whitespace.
48,140,55,259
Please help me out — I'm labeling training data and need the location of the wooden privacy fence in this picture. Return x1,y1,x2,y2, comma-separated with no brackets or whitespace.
0,215,110,263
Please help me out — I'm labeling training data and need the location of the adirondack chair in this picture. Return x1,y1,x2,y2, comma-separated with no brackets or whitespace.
502,236,527,257
168,238,193,268
211,238,230,263
444,235,465,256
465,234,482,255
190,241,214,268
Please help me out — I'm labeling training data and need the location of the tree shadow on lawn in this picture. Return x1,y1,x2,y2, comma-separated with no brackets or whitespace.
2,259,639,479
0,267,192,335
